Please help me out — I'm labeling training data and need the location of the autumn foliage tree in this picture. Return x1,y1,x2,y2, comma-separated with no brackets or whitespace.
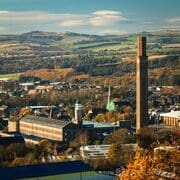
12,157,26,166
120,147,180,180
120,149,155,180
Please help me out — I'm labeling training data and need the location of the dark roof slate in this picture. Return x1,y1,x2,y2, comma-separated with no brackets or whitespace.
21,115,71,129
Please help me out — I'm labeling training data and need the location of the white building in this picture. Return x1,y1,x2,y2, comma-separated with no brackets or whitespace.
80,144,138,160
80,145,111,159
160,111,180,127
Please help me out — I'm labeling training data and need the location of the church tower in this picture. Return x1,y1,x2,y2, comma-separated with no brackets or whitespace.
74,100,83,126
136,37,148,132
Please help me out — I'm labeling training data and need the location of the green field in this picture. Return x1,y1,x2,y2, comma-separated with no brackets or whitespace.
0,73,23,80
86,44,135,52
89,44,122,51
70,41,121,49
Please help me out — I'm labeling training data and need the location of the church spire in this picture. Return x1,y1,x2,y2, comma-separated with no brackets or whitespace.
108,84,111,104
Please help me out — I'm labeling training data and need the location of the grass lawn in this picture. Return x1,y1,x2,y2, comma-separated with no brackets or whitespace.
0,72,23,80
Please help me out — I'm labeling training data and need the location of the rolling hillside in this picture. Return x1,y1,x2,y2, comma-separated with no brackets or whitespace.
0,30,179,86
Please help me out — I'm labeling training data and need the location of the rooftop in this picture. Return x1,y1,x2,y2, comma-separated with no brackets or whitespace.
28,105,56,109
154,146,176,152
19,82,35,86
0,160,91,180
83,120,117,128
21,115,71,129
0,136,24,145
160,111,180,119
80,144,138,159
80,145,111,159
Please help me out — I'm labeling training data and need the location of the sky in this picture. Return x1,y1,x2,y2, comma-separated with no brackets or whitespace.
0,0,179,35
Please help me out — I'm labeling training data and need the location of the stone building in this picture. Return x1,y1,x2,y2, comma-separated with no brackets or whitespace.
19,115,78,142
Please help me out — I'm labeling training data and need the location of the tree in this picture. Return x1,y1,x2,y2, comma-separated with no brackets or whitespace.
6,143,27,160
120,147,180,180
108,143,123,166
6,96,21,108
24,153,38,165
120,149,154,180
137,127,174,149
39,139,54,154
94,113,105,122
69,130,90,148
33,145,42,159
137,127,157,149
19,107,31,117
104,129,136,144
122,106,133,113
105,111,116,123
88,158,110,171
12,157,26,166
108,143,136,167
19,75,41,83
172,75,180,86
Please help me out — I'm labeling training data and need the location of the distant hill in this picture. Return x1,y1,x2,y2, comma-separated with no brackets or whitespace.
0,29,179,49
0,29,179,85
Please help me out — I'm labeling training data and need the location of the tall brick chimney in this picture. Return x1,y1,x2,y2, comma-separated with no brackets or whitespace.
136,37,148,132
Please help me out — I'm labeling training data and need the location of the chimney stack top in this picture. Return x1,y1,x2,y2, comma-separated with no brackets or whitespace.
137,37,146,57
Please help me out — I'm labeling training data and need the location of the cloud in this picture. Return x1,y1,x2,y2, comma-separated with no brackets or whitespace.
166,17,180,24
165,17,180,29
92,10,121,16
59,15,89,27
0,9,128,26
0,9,130,34
0,10,8,14
99,29,127,35
60,19,85,27
0,11,66,24
90,10,127,26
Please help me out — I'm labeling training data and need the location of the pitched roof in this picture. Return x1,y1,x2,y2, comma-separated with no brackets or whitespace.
0,160,91,180
21,115,71,129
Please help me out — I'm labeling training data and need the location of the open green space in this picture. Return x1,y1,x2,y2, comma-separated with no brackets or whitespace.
0,72,23,80
71,41,120,48
89,44,135,51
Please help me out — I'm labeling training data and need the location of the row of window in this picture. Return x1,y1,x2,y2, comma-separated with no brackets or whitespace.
20,122,62,134
163,117,179,126
20,127,62,141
